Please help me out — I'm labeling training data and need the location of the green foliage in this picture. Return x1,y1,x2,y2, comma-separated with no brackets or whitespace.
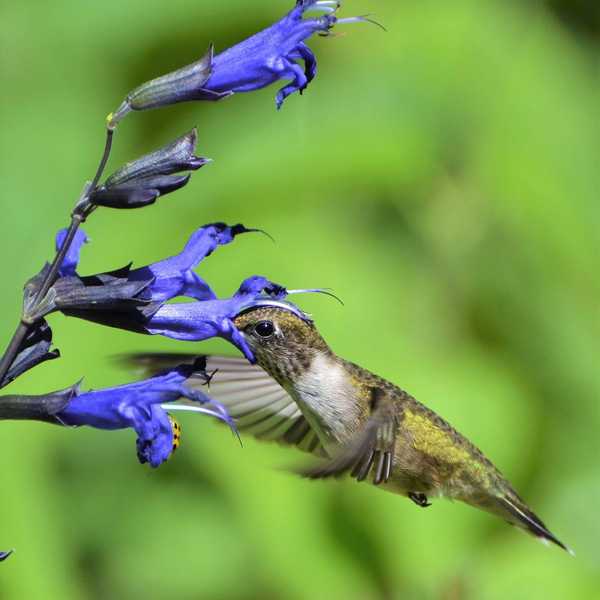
1,1,599,598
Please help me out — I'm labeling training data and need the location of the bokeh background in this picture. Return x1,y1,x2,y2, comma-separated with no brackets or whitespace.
1,0,599,598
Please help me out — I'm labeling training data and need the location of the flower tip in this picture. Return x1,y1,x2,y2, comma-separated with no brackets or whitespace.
190,156,212,169
0,550,14,562
336,14,387,32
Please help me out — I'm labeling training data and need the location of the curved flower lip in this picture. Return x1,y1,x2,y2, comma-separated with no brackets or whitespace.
0,550,13,562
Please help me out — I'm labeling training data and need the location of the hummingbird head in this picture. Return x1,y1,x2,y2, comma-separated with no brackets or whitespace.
233,305,331,386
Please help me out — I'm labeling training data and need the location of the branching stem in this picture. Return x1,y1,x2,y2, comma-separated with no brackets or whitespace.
0,128,114,389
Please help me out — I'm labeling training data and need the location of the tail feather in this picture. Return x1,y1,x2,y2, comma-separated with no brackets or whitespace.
499,496,573,555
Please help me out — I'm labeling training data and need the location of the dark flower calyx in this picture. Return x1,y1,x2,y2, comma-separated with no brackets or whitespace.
89,129,209,209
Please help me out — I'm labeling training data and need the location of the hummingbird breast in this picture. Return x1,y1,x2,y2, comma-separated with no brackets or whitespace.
289,352,367,452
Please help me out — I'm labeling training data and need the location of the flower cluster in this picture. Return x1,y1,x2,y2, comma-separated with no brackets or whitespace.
0,0,376,562
2,134,297,467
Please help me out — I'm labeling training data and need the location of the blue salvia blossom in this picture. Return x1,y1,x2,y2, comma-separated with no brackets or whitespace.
0,365,233,468
202,0,374,109
51,224,288,360
62,275,288,362
127,223,258,302
59,366,233,467
142,275,287,361
109,0,377,125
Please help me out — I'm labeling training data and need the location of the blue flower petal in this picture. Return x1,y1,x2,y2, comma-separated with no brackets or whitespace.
56,366,230,468
55,228,89,277
202,0,371,108
129,223,250,302
143,276,289,361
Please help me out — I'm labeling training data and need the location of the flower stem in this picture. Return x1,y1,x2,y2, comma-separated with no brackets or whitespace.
0,128,114,389
0,323,28,388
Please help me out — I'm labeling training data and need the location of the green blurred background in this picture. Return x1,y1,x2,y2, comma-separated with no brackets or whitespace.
1,0,599,598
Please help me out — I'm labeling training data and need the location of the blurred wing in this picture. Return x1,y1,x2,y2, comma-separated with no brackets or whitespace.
299,387,398,484
127,353,326,457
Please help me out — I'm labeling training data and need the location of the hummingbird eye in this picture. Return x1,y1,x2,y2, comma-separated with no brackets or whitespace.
254,320,275,338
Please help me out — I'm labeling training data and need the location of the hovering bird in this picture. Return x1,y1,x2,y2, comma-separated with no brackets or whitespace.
130,301,570,553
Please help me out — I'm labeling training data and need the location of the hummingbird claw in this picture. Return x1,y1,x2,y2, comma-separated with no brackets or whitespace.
408,492,431,508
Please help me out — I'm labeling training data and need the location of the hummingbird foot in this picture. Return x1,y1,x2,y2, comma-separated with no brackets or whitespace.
408,492,431,508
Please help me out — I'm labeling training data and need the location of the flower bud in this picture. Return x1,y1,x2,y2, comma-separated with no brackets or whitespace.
107,46,215,129
89,129,208,210
1,319,60,389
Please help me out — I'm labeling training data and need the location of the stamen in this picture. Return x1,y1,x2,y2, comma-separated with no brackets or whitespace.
335,15,387,31
287,288,344,305
307,1,341,15
163,403,240,440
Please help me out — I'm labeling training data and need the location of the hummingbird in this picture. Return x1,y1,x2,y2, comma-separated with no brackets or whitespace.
130,301,570,553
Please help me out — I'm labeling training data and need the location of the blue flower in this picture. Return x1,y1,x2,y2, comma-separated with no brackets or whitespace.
203,0,375,109
109,1,378,125
142,275,288,361
128,223,258,302
0,366,234,468
0,550,12,562
55,365,233,467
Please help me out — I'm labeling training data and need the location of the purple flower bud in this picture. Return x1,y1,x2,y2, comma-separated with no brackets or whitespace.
0,551,13,562
89,129,209,210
